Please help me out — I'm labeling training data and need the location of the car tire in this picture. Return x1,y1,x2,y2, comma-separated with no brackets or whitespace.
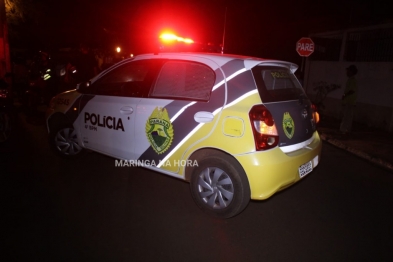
190,151,250,218
49,123,85,158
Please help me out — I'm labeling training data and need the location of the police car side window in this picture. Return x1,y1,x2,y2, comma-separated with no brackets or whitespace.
91,60,153,97
150,61,215,101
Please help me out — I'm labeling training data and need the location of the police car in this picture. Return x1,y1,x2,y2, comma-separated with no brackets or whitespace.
46,52,322,218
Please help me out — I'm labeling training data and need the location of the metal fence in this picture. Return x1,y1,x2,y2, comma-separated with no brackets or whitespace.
345,28,393,62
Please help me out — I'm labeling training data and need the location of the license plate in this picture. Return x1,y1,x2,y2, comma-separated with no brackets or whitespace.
299,161,312,178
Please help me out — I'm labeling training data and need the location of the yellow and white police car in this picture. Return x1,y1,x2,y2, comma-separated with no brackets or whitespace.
46,52,322,218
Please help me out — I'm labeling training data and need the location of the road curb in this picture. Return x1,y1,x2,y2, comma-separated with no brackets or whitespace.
320,133,393,173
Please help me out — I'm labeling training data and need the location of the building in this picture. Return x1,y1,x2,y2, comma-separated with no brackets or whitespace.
303,23,393,132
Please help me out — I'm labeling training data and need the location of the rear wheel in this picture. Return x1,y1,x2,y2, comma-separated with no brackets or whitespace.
49,123,84,158
190,151,250,218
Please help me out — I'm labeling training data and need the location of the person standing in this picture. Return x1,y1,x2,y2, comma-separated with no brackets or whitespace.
340,65,358,135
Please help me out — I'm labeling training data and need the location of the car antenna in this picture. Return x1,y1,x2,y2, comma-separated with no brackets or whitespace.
221,7,227,54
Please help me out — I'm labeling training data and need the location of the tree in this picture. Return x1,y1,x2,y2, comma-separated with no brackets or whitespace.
5,0,45,48
5,0,43,25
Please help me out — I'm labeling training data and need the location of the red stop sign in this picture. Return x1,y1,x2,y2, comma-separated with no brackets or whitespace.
296,37,314,57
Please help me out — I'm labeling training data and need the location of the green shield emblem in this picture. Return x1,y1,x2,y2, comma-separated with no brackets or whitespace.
146,107,174,154
283,112,295,139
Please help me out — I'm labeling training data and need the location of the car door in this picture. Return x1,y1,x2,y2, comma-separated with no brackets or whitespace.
134,59,217,172
77,59,158,160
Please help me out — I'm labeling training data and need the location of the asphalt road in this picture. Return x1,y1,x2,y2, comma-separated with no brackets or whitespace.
2,113,393,262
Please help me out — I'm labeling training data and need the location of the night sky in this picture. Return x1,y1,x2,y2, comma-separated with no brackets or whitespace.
12,0,393,65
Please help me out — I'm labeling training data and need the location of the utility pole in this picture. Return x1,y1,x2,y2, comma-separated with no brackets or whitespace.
221,7,227,54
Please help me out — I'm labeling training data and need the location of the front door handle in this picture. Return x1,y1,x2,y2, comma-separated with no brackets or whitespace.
120,106,133,115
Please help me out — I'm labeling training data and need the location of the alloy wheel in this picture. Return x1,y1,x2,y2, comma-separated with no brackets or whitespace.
196,167,234,209
54,127,82,155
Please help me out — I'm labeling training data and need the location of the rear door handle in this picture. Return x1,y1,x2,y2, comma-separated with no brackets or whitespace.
194,111,214,123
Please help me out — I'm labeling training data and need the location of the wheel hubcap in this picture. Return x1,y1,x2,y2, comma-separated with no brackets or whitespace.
55,127,82,155
197,167,234,209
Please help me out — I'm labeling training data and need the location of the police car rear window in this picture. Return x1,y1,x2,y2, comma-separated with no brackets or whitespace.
252,66,305,103
150,61,215,101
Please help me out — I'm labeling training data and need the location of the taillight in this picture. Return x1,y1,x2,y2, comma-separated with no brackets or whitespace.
249,105,279,151
311,104,320,124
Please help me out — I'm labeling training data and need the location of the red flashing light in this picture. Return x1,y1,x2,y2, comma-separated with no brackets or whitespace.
159,33,194,44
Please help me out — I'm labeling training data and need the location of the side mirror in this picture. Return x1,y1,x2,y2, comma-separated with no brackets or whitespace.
76,81,91,93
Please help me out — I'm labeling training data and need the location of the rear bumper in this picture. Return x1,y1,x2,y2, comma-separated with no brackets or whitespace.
236,131,322,200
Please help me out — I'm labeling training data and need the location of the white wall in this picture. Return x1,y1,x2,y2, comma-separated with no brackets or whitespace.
304,61,393,131
305,61,393,107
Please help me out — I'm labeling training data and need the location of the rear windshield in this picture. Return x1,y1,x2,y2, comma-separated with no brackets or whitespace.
252,66,305,103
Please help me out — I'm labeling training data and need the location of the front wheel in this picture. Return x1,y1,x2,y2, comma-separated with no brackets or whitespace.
190,152,250,218
49,124,84,158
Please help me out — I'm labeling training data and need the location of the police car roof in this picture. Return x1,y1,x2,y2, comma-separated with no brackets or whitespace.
134,52,298,72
